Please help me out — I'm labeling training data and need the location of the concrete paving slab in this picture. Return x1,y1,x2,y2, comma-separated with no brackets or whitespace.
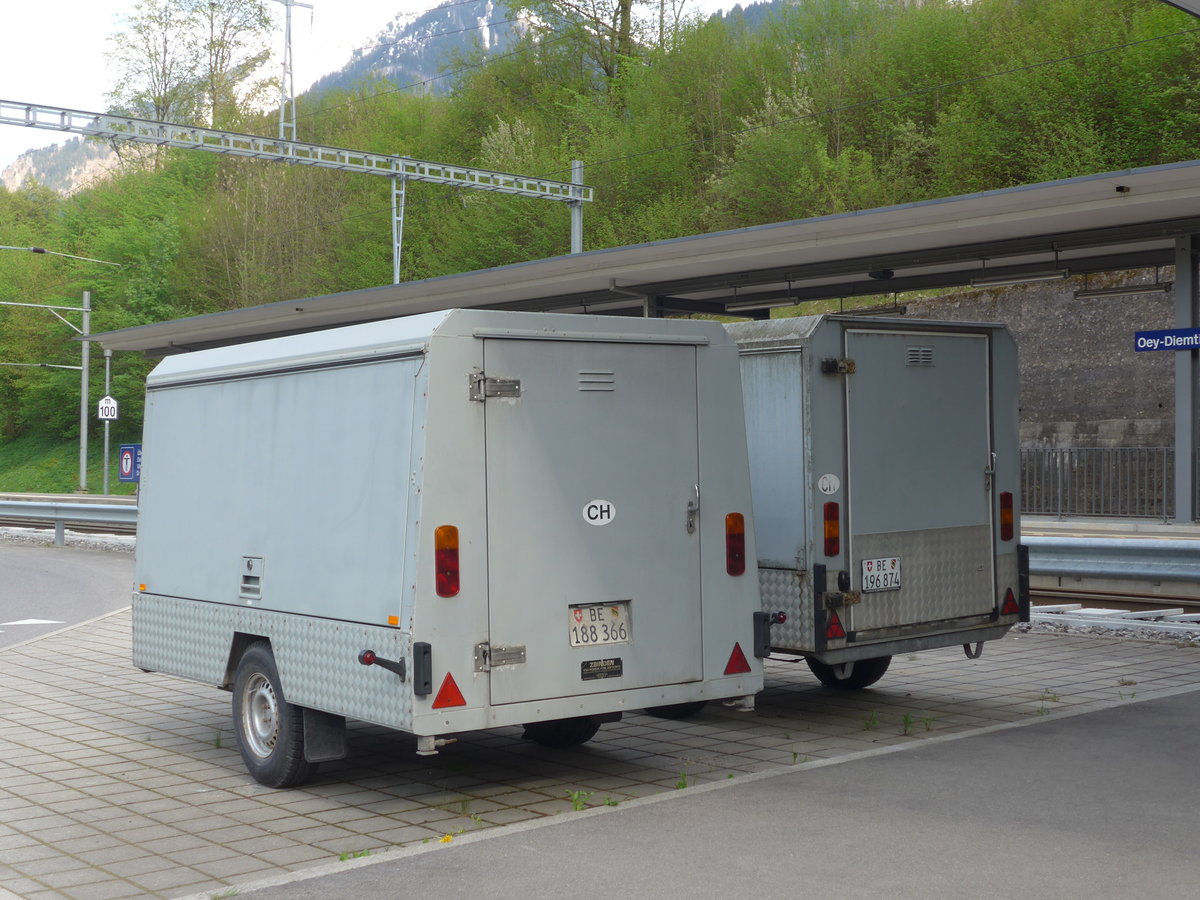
2,609,1200,899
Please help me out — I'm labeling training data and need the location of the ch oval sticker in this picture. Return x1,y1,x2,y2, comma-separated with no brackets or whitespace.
818,474,841,495
583,499,616,526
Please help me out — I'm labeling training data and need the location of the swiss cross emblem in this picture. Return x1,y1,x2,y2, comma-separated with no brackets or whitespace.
573,609,583,623
866,561,874,572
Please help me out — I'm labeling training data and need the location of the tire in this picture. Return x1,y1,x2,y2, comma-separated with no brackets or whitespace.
643,701,708,720
805,655,892,690
232,642,319,788
521,716,603,748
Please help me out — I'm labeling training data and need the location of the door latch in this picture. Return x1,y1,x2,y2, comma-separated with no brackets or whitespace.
984,451,997,491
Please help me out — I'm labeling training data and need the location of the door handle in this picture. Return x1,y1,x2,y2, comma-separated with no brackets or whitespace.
686,484,699,534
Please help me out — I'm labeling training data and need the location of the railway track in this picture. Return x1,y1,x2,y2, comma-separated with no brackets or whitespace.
1031,585,1200,613
0,516,137,536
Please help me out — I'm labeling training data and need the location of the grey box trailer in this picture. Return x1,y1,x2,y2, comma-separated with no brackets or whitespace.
132,309,764,787
728,315,1027,689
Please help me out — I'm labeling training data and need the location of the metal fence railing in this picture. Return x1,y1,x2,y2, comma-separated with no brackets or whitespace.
1020,447,1179,520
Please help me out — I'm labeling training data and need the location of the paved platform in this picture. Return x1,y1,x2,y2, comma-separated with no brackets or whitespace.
3,610,1200,900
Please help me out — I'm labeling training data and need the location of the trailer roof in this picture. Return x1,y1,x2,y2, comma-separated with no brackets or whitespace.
94,158,1200,356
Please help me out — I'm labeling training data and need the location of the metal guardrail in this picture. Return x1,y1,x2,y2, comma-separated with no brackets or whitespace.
0,499,138,547
1023,535,1200,582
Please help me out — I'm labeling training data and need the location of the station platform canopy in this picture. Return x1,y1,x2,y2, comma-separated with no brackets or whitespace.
93,158,1200,356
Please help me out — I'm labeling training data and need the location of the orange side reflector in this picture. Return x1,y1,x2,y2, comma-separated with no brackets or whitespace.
434,525,460,597
1001,588,1020,616
826,610,847,640
823,502,840,557
724,642,751,675
431,673,467,709
1000,492,1015,542
387,615,400,626
725,513,746,576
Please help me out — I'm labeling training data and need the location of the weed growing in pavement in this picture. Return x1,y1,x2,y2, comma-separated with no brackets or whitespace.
675,771,689,789
604,796,620,806
1118,678,1138,687
1039,689,1059,703
339,849,372,862
862,710,879,731
902,713,916,735
567,790,592,811
922,716,936,731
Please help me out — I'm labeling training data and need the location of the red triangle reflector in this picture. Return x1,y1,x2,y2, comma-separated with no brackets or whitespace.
432,673,467,709
724,642,751,675
1001,589,1020,616
826,610,846,640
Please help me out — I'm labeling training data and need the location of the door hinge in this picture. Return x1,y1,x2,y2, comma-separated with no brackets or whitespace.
820,358,856,375
469,372,522,401
474,642,527,672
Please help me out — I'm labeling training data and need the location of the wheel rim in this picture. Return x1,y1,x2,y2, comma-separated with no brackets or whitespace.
241,672,280,759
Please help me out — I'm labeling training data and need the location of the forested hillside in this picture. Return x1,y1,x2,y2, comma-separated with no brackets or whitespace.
1,0,1197,457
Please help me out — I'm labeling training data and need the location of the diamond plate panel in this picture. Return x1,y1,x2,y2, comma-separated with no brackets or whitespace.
851,525,994,632
133,594,412,730
758,567,815,652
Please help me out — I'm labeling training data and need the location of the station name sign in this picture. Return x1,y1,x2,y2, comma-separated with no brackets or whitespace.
1134,328,1200,352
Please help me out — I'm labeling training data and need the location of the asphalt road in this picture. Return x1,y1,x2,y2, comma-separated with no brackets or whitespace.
0,541,133,648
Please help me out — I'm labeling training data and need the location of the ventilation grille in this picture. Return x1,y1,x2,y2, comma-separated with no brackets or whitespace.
578,370,615,392
906,346,935,367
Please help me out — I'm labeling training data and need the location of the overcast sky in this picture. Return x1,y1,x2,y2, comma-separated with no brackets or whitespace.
0,0,722,172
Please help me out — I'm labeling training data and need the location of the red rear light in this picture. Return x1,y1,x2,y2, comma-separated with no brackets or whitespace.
725,513,746,576
999,492,1014,542
823,502,840,557
435,525,460,597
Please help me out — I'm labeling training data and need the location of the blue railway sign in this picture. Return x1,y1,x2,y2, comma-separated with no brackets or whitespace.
118,444,142,483
1134,328,1200,352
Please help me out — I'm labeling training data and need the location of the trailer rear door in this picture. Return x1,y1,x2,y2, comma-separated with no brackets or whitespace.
844,329,995,635
482,337,704,705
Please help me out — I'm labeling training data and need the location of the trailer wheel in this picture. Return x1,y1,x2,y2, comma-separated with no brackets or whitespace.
521,716,603,748
805,655,892,690
233,642,318,788
643,701,708,719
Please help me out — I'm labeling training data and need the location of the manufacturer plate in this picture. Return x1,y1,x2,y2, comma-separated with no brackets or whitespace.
569,601,630,647
861,556,901,592
581,658,623,681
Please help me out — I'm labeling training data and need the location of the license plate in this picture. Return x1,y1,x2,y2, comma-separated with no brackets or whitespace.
861,557,901,592
569,602,631,647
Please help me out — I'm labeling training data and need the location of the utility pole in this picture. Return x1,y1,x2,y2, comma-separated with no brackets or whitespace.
79,291,90,493
268,0,313,142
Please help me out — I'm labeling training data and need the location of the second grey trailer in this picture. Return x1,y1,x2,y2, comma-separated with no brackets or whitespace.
729,315,1028,688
